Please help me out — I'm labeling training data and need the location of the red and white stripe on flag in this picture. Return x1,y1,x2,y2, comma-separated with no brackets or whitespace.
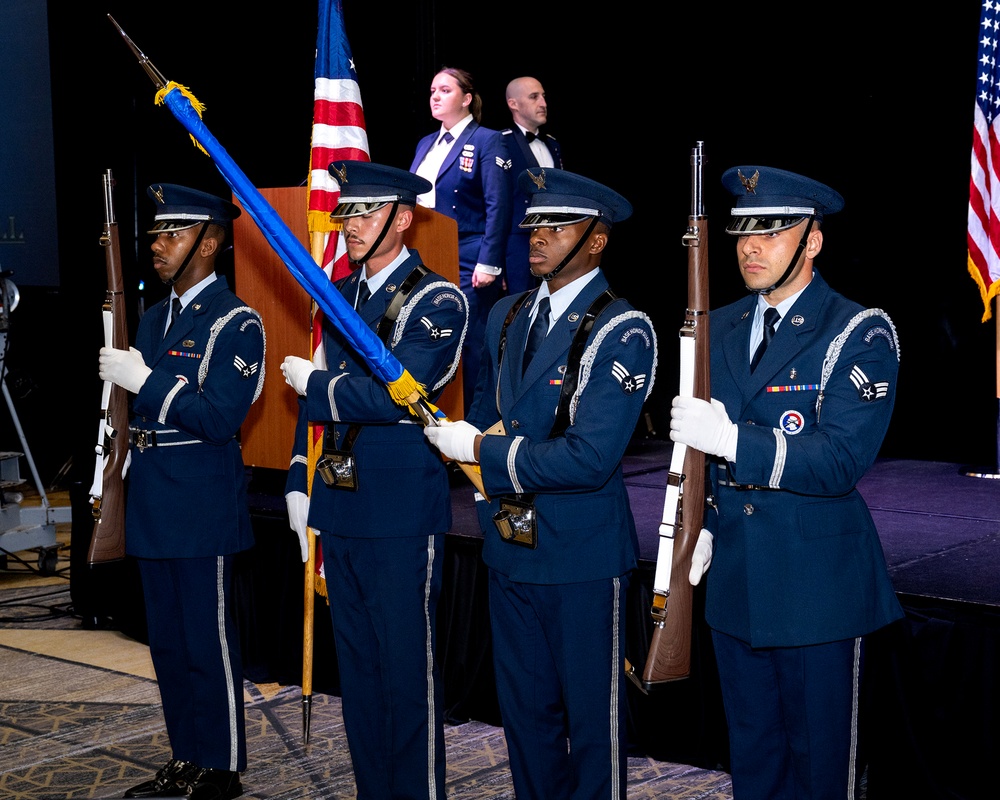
969,3,1000,323
307,0,371,587
307,0,370,237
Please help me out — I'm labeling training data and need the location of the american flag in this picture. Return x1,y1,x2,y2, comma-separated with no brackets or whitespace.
307,0,370,590
969,1,1000,322
308,0,369,281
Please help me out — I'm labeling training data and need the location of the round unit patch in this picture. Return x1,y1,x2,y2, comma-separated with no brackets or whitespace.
780,410,805,434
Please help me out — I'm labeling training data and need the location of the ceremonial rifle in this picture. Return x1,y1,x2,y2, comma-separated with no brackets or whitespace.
626,141,710,691
87,169,129,564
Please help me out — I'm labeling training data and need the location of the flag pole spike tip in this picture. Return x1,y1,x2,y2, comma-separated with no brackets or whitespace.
302,694,313,745
107,14,168,89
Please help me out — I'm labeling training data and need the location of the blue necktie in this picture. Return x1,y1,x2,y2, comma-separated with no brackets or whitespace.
523,296,550,375
750,307,780,373
165,296,181,337
356,280,370,309
439,131,454,145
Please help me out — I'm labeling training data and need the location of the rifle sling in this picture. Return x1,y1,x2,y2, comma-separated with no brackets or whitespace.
496,288,618,505
550,289,617,438
324,264,430,455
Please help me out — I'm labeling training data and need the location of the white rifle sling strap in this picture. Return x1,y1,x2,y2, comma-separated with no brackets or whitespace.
651,331,697,596
89,307,118,502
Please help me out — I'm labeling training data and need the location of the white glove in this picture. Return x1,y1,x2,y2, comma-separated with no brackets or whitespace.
99,346,152,394
688,529,714,586
281,355,317,396
670,396,739,461
285,490,312,562
423,419,482,463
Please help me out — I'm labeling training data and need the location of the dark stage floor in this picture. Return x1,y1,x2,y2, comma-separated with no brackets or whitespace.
449,437,1000,608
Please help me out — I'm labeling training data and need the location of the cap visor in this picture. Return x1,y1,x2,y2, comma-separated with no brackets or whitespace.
519,211,593,229
331,201,390,219
725,215,807,235
147,220,202,234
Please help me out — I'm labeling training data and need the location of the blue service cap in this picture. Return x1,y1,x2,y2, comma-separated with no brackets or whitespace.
517,167,632,229
721,166,844,234
328,160,432,218
146,183,241,234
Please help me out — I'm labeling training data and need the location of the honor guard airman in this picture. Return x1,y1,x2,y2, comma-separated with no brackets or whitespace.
280,161,469,800
99,183,265,800
669,165,903,800
424,168,705,799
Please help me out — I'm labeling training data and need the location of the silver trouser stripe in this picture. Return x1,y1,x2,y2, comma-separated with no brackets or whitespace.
214,556,240,772
610,576,622,800
847,636,861,799
424,534,438,800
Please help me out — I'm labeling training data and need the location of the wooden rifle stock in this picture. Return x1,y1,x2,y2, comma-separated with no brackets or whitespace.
627,142,710,692
87,169,129,564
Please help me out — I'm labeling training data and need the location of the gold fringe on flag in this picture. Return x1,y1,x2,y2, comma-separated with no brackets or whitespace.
308,210,342,235
968,253,1000,323
154,82,210,157
389,372,426,408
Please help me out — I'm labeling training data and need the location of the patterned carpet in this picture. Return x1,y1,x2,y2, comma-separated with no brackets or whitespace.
0,580,735,799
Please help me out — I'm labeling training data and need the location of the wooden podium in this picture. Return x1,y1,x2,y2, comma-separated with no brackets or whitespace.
231,187,462,470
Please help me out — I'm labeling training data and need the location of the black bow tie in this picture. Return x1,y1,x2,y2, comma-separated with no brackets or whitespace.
525,130,541,143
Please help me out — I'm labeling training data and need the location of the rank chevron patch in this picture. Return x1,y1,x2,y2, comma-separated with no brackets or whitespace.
611,360,646,395
234,355,259,379
849,364,888,402
420,316,452,340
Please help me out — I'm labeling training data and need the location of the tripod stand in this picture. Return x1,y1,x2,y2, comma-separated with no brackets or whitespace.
0,274,71,574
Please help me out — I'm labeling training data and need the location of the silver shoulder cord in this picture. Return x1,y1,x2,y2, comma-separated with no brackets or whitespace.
816,308,900,423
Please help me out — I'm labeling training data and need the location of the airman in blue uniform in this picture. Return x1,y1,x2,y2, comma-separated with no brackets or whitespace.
100,184,265,800
425,168,707,799
409,66,512,414
281,161,469,800
669,165,904,800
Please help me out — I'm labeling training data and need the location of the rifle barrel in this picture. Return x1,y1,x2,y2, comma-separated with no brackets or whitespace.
88,169,128,564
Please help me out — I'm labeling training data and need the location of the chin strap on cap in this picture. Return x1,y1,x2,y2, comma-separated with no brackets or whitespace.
536,217,599,283
747,217,815,296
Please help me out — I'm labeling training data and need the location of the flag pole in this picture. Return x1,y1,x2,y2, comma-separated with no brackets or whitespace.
300,236,328,745
302,519,316,744
301,0,369,743
993,295,1000,474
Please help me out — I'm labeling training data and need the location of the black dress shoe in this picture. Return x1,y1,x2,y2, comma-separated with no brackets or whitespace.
123,759,199,798
187,768,243,800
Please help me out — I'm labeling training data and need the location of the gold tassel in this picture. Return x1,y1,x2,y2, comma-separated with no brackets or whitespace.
388,370,426,407
154,82,210,157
